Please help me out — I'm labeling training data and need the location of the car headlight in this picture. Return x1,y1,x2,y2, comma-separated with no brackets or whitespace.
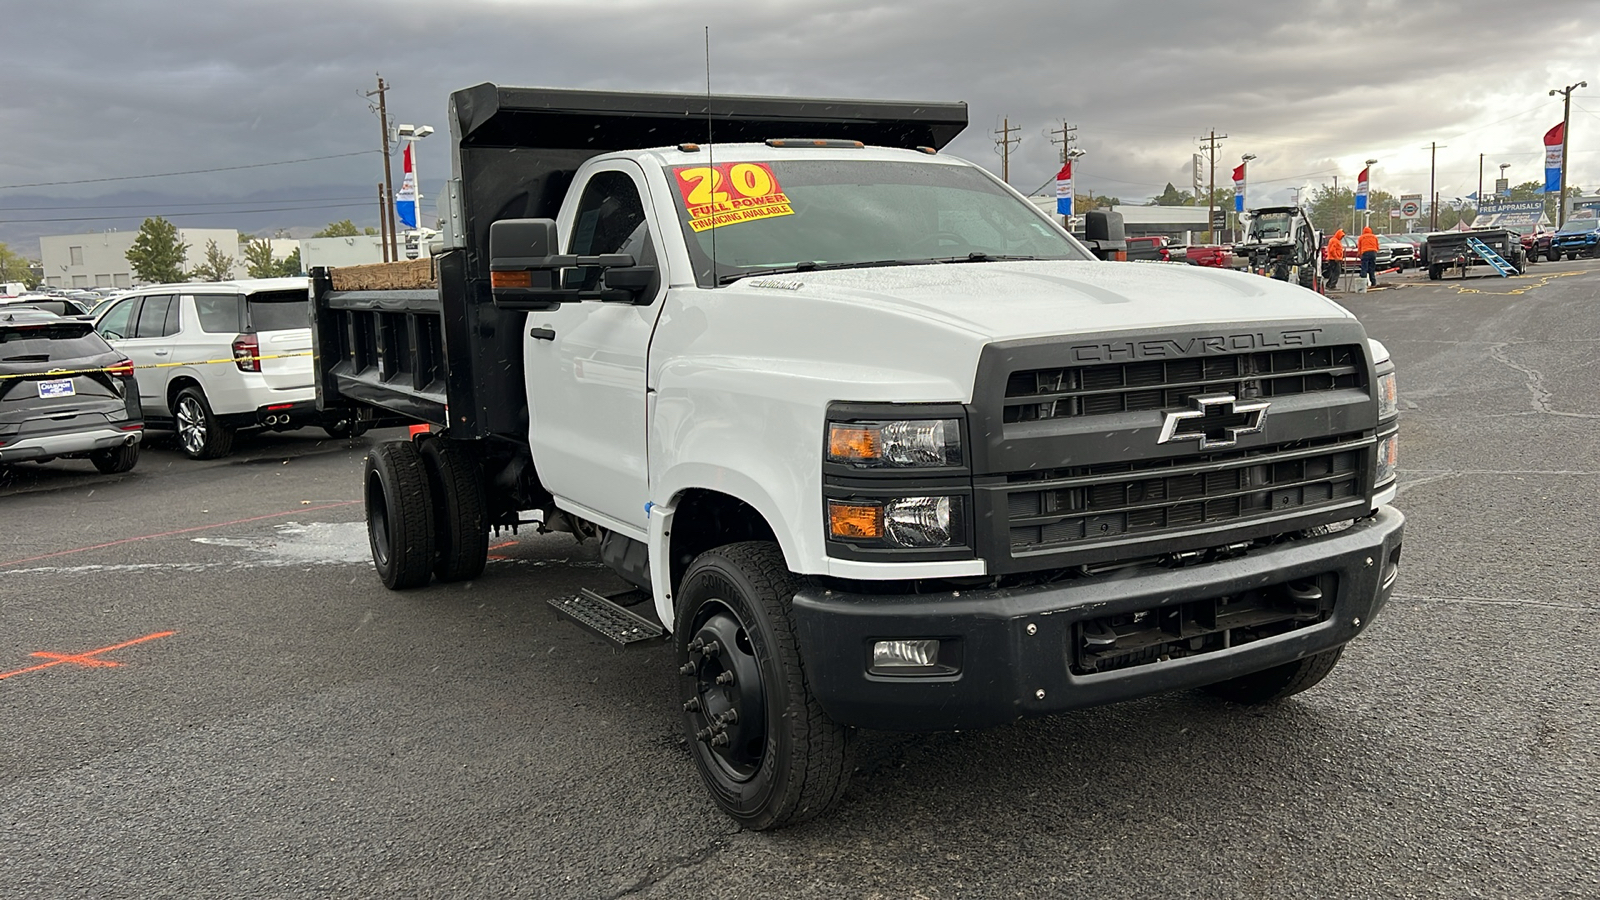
1377,371,1399,419
828,496,966,548
1375,432,1398,487
827,418,962,468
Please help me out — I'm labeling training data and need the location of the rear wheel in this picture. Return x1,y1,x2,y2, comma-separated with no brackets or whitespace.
174,386,234,459
365,440,437,589
1204,647,1345,704
676,542,852,830
1547,247,1560,262
418,438,488,582
1428,264,1443,280
90,442,139,474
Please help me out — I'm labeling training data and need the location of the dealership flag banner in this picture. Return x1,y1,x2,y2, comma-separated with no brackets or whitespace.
1355,166,1369,211
395,143,418,229
1055,161,1073,216
1545,122,1564,194
1233,164,1245,212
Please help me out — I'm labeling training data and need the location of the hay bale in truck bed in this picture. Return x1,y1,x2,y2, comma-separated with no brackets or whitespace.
328,258,436,291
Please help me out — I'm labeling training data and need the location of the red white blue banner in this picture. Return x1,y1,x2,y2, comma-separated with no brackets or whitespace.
1545,122,1564,194
1355,166,1369,211
396,143,418,229
1055,161,1073,216
1232,164,1245,212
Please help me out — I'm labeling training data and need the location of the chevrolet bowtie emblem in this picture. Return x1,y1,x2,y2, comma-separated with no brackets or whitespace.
1157,393,1270,449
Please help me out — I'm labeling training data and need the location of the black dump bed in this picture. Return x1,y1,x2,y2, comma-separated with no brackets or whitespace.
313,84,968,438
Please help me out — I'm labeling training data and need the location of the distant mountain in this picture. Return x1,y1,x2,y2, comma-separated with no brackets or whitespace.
0,182,438,257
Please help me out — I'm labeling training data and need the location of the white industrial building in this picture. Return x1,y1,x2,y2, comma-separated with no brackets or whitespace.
39,228,241,289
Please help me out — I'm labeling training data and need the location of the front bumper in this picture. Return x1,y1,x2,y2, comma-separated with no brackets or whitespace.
0,426,142,462
793,506,1404,731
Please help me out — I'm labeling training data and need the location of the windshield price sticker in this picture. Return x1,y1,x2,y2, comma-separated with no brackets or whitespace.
674,163,794,232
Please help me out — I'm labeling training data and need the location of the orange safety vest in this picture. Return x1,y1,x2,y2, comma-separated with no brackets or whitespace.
1326,236,1346,260
1357,231,1379,254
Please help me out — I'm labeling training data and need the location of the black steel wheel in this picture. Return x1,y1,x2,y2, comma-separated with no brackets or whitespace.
675,542,852,830
364,440,436,590
1548,247,1560,262
1204,646,1345,704
418,438,488,583
90,442,139,474
1428,264,1443,281
173,386,234,459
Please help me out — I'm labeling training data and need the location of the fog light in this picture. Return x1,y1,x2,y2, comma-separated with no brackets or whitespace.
873,639,940,668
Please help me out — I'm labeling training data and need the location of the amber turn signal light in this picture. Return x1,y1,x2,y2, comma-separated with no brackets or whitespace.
828,501,883,540
491,270,533,289
827,424,879,462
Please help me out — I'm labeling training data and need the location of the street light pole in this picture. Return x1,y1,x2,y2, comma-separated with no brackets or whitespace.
396,124,435,258
1364,158,1378,231
1549,80,1587,227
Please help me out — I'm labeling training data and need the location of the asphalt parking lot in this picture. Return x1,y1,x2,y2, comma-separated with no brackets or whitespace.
4,258,1599,899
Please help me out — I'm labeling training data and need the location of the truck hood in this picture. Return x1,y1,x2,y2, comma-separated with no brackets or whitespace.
723,260,1352,342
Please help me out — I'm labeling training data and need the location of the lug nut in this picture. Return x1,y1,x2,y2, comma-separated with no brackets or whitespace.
715,671,735,685
710,733,730,747
702,640,721,657
679,662,696,676
695,727,712,741
719,709,738,725
687,638,705,653
683,698,701,712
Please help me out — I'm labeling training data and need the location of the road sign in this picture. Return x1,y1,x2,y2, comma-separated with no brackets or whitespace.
1390,209,1402,218
1211,210,1227,228
1400,199,1421,219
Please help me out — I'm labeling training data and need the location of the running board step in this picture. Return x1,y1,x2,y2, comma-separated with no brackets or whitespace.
549,588,665,647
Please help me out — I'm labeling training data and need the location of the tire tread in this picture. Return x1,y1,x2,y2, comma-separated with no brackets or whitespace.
366,440,436,589
419,439,488,583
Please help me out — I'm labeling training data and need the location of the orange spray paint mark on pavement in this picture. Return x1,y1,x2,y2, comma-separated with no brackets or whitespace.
0,631,176,682
486,539,517,561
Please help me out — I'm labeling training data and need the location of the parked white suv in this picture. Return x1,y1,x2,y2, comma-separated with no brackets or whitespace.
93,278,361,458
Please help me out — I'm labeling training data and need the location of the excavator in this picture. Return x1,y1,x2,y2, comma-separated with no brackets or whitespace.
1236,205,1321,290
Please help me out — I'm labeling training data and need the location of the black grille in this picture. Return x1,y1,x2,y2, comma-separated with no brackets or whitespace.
1007,437,1365,551
1003,345,1365,423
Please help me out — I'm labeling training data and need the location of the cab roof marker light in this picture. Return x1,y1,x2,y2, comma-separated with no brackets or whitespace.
677,143,701,152
764,139,866,149
915,146,938,154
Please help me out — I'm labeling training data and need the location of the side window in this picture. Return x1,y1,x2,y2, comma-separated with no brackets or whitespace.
97,297,139,341
164,296,184,336
134,295,174,339
568,170,655,294
194,294,242,333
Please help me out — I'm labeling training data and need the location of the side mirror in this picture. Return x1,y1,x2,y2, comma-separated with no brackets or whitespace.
488,217,636,309
1084,210,1128,261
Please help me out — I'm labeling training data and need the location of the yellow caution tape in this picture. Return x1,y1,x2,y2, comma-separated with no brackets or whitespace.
0,351,313,381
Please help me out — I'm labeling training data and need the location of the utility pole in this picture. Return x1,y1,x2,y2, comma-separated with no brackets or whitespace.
367,74,396,262
1048,121,1078,163
1549,80,1587,227
1198,129,1227,242
376,183,388,259
993,118,1020,184
1423,142,1447,231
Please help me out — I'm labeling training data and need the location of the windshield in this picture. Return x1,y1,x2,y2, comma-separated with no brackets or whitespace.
1248,212,1292,239
1559,218,1598,233
666,158,1090,285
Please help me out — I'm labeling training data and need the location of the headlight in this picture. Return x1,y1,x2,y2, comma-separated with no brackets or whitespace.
1377,371,1399,419
828,496,966,548
828,418,962,468
1375,432,1398,487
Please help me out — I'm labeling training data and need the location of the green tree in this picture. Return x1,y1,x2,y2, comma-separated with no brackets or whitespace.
189,239,235,281
0,242,36,288
242,237,278,278
1148,182,1195,206
126,216,189,284
278,247,302,276
314,219,361,237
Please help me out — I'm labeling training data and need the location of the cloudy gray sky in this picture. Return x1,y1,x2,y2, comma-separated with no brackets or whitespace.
3,0,1596,250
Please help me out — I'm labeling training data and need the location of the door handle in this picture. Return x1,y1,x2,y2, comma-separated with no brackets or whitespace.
154,349,169,356
529,326,556,341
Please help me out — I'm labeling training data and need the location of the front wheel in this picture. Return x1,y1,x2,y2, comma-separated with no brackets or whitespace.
1203,647,1345,704
676,542,852,830
1547,247,1560,262
1428,264,1443,280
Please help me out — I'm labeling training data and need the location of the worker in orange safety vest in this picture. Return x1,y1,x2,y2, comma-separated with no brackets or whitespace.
1357,226,1381,286
1323,229,1346,287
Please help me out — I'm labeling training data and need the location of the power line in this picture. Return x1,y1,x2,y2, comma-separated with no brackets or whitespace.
0,151,375,191
0,196,372,212
0,201,373,225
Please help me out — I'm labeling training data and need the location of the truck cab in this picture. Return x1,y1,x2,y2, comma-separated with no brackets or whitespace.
313,84,1404,830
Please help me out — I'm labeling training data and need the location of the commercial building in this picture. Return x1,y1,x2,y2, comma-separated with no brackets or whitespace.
39,229,242,289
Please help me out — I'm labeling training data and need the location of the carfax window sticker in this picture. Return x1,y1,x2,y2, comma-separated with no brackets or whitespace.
673,163,795,232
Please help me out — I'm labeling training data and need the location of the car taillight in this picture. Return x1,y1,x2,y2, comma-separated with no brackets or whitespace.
233,334,260,372
107,359,135,378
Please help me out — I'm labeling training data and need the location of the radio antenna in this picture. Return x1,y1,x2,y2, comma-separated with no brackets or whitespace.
705,25,717,286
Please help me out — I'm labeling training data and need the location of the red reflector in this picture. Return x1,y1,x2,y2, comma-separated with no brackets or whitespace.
266,404,293,411
120,424,143,431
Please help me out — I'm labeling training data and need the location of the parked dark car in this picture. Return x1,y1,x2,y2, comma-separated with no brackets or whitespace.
0,308,142,473
0,297,95,319
1551,217,1600,259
